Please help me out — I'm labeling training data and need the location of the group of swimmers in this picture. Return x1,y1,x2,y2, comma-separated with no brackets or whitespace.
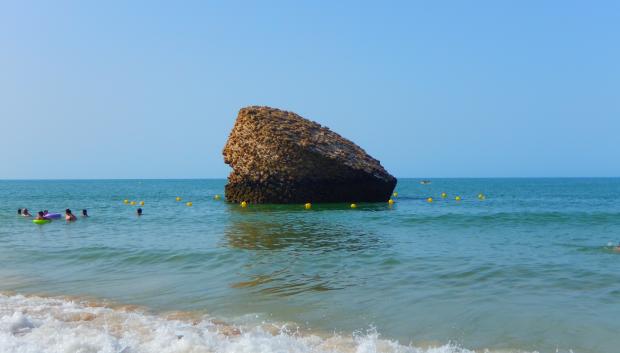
18,208,86,221
18,207,143,221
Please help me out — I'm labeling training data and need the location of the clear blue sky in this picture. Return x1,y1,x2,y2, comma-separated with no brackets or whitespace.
1,1,618,179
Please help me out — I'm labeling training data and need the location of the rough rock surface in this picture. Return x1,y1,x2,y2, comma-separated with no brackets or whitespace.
223,106,397,203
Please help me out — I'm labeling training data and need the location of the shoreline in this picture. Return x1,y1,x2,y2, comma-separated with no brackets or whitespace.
0,290,482,353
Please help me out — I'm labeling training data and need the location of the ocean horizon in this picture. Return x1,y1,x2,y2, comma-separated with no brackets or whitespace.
2,177,619,180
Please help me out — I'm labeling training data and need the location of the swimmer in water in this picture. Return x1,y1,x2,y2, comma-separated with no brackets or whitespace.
34,211,46,220
136,208,143,216
22,208,32,217
17,208,22,215
65,209,77,222
82,209,89,217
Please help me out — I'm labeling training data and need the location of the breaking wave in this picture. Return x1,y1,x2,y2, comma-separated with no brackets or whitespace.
0,292,533,353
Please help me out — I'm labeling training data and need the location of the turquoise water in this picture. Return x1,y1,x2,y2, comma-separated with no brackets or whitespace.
1,178,619,353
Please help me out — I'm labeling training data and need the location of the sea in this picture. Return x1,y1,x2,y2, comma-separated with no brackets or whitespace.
0,178,619,353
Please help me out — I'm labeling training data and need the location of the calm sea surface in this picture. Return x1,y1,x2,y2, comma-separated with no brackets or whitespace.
0,178,619,353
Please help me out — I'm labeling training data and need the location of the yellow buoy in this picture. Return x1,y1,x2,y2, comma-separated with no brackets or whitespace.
388,199,395,205
455,196,462,201
123,199,129,204
478,193,486,200
214,194,221,200
186,202,193,207
176,197,182,202
304,203,312,209
441,192,447,198
130,201,136,206
393,192,398,197
350,203,357,208
427,197,433,203
139,201,145,206
241,201,247,208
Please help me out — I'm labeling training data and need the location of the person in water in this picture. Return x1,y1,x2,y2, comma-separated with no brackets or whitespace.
35,211,46,220
136,208,143,216
22,208,32,217
17,209,22,215
65,209,77,221
82,209,89,217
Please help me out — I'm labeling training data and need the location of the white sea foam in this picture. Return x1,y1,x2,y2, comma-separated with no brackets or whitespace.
0,293,530,353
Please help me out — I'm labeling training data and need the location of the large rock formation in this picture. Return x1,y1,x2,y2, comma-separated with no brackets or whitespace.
223,106,397,203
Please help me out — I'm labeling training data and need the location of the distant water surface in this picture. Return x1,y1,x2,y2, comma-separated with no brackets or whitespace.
0,178,619,353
